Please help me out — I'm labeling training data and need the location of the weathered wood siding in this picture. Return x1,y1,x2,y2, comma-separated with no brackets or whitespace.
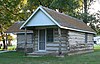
33,30,38,51
87,34,94,50
68,31,94,55
46,28,68,54
17,33,33,52
32,28,68,54
32,28,94,55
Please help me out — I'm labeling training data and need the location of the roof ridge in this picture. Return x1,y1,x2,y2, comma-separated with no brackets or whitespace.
42,6,83,22
20,6,95,34
41,6,95,33
15,21,25,24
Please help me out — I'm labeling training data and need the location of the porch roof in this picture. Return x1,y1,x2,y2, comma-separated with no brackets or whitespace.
5,21,33,33
20,6,95,34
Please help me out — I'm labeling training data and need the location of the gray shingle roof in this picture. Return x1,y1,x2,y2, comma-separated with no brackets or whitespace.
5,22,32,33
20,6,95,34
42,6,95,33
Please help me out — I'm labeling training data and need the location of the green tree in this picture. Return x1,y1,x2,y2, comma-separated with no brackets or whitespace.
0,0,19,29
83,0,100,35
7,34,14,46
0,0,25,49
82,0,94,23
0,24,7,49
89,11,100,35
50,0,81,17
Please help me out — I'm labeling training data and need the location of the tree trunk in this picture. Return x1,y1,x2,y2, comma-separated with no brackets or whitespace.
84,0,87,14
83,0,88,24
8,40,12,46
2,39,6,49
1,33,7,50
0,24,7,50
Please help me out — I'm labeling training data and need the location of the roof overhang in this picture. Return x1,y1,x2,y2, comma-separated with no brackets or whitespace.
20,6,96,34
60,26,96,34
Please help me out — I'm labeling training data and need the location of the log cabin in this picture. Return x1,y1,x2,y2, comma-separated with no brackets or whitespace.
20,6,95,55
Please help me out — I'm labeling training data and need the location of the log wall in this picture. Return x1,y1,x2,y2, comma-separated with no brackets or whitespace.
17,33,33,52
33,30,38,51
68,31,94,55
32,28,68,54
46,28,68,54
17,28,94,55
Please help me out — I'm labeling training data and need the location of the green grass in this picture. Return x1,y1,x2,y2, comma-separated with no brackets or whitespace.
0,45,100,64
0,51,100,64
7,45,16,50
94,44,100,50
0,45,16,51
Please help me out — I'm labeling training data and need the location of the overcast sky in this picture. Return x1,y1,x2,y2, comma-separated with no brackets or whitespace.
89,0,100,14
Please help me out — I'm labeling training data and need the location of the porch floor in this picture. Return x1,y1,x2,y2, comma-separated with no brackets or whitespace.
27,51,52,57
27,51,65,57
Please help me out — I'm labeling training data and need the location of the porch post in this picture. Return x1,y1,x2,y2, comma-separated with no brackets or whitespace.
58,28,62,55
24,28,27,55
33,29,36,52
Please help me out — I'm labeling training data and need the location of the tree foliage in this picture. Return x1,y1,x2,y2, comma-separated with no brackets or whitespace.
0,24,7,49
0,0,20,30
0,0,95,28
0,0,26,49
0,0,99,35
50,0,81,15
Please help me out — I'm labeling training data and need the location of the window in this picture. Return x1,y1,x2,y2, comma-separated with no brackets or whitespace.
85,33,87,43
47,28,53,42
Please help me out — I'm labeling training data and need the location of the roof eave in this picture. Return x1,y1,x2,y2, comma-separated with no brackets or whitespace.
20,6,96,34
60,26,96,34
20,6,42,29
20,6,61,29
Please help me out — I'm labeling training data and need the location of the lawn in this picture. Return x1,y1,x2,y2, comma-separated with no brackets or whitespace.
94,44,100,50
0,45,16,51
0,45,100,64
0,51,100,64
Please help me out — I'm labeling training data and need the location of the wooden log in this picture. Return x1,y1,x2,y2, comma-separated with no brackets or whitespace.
33,30,35,52
24,28,27,55
58,28,62,55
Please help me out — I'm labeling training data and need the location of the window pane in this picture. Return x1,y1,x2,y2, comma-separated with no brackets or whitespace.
47,28,53,42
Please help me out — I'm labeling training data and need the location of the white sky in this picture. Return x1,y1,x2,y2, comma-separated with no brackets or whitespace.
89,0,100,14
